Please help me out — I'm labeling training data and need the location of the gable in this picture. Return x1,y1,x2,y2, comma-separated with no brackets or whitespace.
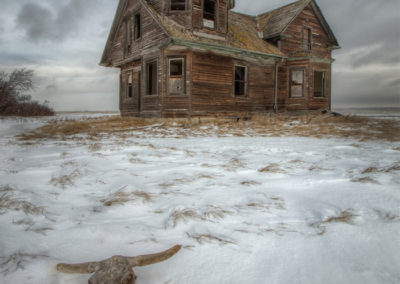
100,0,169,67
259,0,339,49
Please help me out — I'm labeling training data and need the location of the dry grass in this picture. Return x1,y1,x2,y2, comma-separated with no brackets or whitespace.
49,169,81,189
16,112,400,142
0,193,47,216
168,209,202,228
323,210,358,224
240,180,261,186
352,177,379,184
101,187,152,207
0,253,48,275
203,205,232,220
258,163,286,174
186,232,235,245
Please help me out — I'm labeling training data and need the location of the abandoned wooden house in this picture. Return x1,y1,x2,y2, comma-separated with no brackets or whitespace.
100,0,340,117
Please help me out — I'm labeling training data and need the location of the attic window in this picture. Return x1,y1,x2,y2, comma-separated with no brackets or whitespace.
134,14,141,40
303,27,312,50
171,0,186,11
234,66,247,97
203,0,215,21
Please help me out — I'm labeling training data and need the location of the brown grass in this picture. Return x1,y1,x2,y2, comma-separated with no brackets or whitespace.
186,232,234,245
16,112,400,142
323,210,358,224
0,193,47,216
169,209,202,227
0,253,48,275
49,169,81,189
101,187,152,206
258,163,286,174
352,177,379,184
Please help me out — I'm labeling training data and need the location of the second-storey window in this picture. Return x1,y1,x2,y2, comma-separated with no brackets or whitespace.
134,14,141,40
303,27,312,50
234,66,247,96
171,0,186,11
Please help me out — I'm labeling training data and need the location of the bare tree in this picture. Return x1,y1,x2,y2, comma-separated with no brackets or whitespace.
0,68,54,116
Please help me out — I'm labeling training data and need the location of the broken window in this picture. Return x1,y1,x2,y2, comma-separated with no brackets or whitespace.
313,71,326,97
171,0,186,11
234,66,247,96
290,70,304,97
126,71,133,98
203,0,215,28
303,27,312,50
168,58,185,95
134,14,141,40
146,60,157,95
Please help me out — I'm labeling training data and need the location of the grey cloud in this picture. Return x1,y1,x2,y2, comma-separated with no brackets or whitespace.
16,0,92,42
351,43,400,68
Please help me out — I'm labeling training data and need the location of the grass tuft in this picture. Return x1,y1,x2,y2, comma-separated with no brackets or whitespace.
258,163,286,174
101,187,152,207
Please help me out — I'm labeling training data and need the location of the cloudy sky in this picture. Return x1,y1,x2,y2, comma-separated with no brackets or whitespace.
0,0,399,111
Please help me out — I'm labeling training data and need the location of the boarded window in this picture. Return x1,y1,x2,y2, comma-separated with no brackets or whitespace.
290,70,304,98
171,0,186,10
134,14,141,40
203,0,215,21
146,61,157,95
127,71,133,98
169,58,185,95
313,71,326,97
234,66,247,96
303,27,312,50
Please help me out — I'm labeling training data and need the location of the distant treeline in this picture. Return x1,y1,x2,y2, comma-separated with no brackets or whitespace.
0,69,55,116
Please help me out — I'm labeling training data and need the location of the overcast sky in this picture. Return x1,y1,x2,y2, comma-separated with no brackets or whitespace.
0,0,399,111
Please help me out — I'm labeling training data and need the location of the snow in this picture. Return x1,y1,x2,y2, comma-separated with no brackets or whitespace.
0,115,399,284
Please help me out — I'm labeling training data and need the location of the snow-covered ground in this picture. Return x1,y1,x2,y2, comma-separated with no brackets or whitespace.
0,115,399,284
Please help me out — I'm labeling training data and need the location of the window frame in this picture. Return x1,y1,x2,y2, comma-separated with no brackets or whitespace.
126,71,133,99
302,26,312,51
234,65,248,97
168,57,186,96
134,13,141,41
203,0,216,29
289,69,305,98
145,59,158,96
313,70,326,98
170,0,187,11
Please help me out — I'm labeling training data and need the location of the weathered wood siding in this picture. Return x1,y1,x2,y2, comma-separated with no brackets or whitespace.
110,0,168,67
192,0,228,36
280,4,332,59
191,52,275,116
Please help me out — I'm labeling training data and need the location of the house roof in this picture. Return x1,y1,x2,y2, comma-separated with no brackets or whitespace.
257,0,339,48
100,0,339,66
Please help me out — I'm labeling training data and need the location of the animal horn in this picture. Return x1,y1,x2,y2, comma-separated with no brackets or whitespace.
128,245,182,267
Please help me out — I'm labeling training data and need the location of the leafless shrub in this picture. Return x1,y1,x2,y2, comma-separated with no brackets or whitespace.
101,187,152,207
0,252,48,275
258,163,286,174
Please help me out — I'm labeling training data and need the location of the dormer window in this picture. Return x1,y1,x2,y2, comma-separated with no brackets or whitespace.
203,0,215,20
171,0,186,11
203,0,215,28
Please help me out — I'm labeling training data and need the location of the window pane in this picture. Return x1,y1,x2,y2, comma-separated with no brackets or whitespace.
313,71,325,97
234,66,246,96
291,70,303,97
134,14,141,39
204,0,215,20
170,59,183,76
127,72,133,98
171,0,186,10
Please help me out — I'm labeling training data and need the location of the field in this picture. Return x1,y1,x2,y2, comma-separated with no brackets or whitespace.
0,113,400,284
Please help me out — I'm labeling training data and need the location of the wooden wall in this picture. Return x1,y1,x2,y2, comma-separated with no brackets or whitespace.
280,5,332,59
192,0,228,36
